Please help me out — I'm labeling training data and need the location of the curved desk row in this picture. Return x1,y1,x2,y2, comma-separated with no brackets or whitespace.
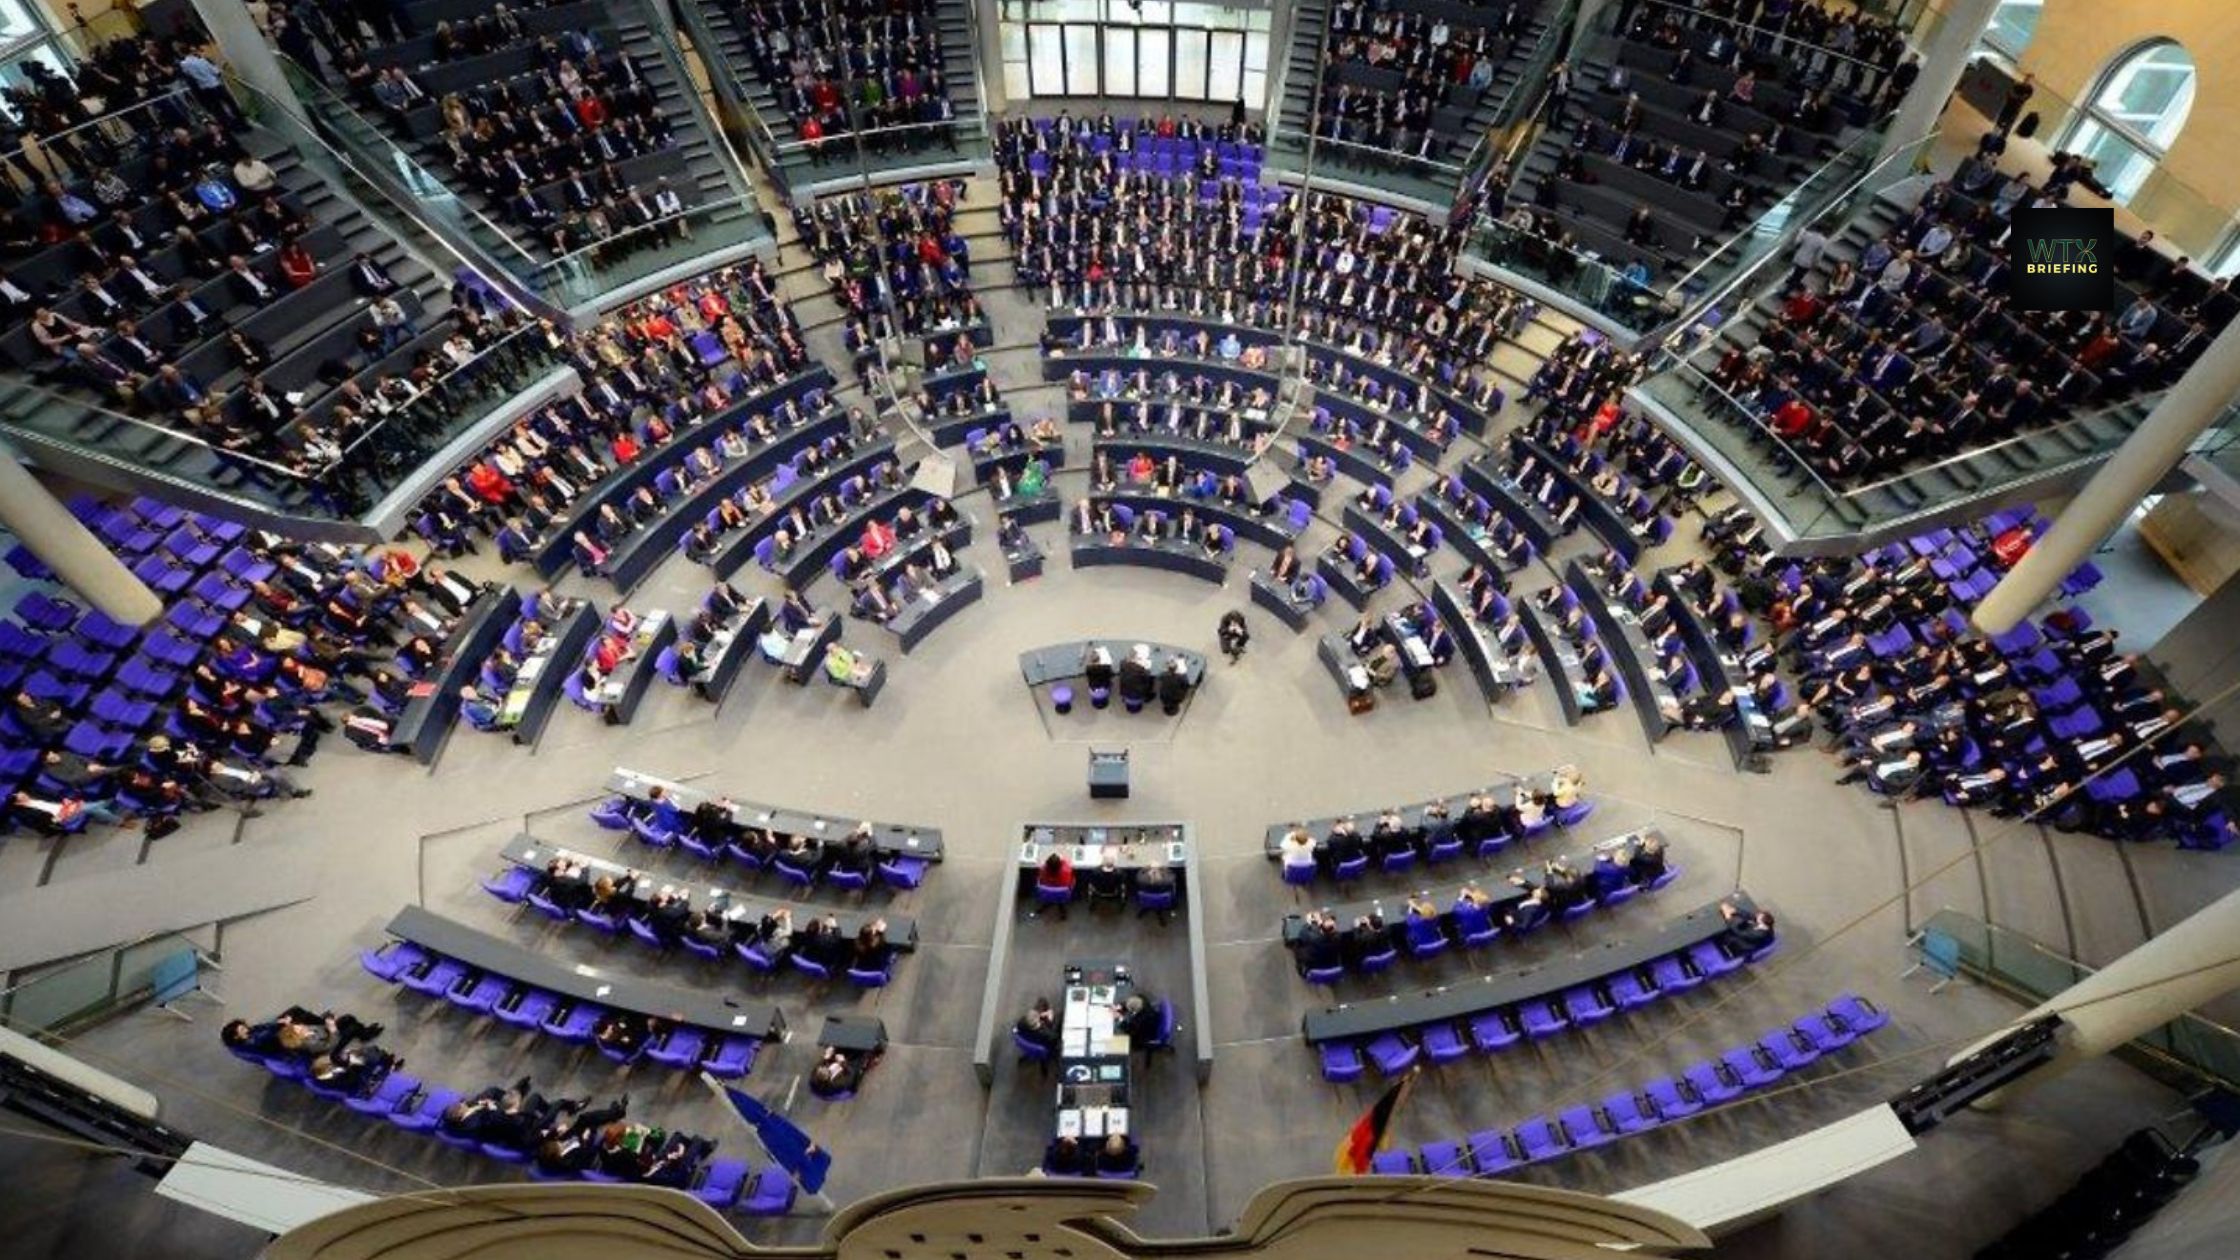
846,520,975,594
705,440,900,579
491,603,598,747
1417,494,1531,577
1313,391,1458,465
589,609,678,727
1018,641,1208,690
378,904,787,1045
1518,597,1589,728
1301,894,1759,1043
769,486,938,598
1250,568,1325,632
1259,772,1577,857
530,369,836,579
1091,433,1260,479
1566,560,1678,747
1046,312,1285,353
973,443,1066,486
600,409,850,594
884,568,986,653
605,767,946,862
1086,492,1298,552
1045,350,1285,398
1298,433,1394,493
1431,579,1522,704
922,362,988,406
1299,337,1502,436
1655,569,1777,770
1457,460,1569,553
997,487,1064,528
392,586,521,765
690,597,770,707
1342,502,1433,581
1070,537,1230,584
1281,827,1662,953
1514,437,1654,566
1069,395,1278,450
497,833,918,951
926,404,1014,449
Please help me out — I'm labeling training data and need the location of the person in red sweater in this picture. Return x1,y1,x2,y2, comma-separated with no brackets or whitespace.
611,431,642,464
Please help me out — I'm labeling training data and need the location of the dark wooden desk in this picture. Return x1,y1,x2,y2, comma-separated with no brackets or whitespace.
604,768,945,861
393,586,518,765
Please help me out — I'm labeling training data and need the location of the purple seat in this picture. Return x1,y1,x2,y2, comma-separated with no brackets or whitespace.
736,941,778,973
1722,1044,1784,1089
1760,1026,1822,1071
1683,1059,1744,1103
1467,1128,1519,1174
1687,941,1741,977
1468,1010,1521,1053
1607,969,1657,1009
1561,985,1614,1026
589,797,634,829
1827,992,1888,1035
1418,1138,1469,1176
359,942,428,982
1453,903,1499,948
1794,1012,1856,1053
1557,1104,1615,1150
449,973,512,1015
1365,1032,1421,1076
542,1001,605,1044
878,855,929,889
1319,1040,1366,1083
648,1027,710,1070
702,1035,762,1080
1331,854,1368,882
1421,1023,1469,1065
1513,1116,1568,1163
692,1157,751,1208
1641,1075,1701,1119
1356,947,1397,976
400,958,470,998
1404,916,1448,959
1603,1090,1658,1134
482,867,538,903
1369,1149,1417,1175
345,1071,421,1117
790,954,832,983
389,1086,462,1131
1516,999,1567,1039
493,988,562,1032
741,1165,797,1215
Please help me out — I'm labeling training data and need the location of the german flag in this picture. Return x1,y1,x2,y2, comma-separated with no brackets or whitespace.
1333,1069,1418,1174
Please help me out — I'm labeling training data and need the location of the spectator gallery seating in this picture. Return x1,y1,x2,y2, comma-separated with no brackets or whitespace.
793,180,987,381
1510,0,1907,283
325,0,744,262
0,32,470,513
1295,0,1563,167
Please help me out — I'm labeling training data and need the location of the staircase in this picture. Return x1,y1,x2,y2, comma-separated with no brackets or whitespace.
1632,189,2170,554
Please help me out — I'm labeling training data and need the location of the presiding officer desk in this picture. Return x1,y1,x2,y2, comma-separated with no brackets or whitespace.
605,768,946,863
1281,828,1664,946
498,833,918,950
1301,893,1760,1043
1019,642,1208,691
393,585,519,764
1018,823,1189,895
381,904,787,1041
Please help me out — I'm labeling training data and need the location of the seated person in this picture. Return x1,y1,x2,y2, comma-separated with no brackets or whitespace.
1095,1132,1140,1174
808,1044,876,1099
1045,1134,1088,1175
1015,997,1061,1053
1082,853,1129,906
1291,909,1343,974
1625,834,1668,885
1718,901,1776,955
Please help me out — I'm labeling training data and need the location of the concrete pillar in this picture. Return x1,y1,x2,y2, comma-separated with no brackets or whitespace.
1973,316,2240,636
974,0,1007,113
187,0,310,127
0,455,163,627
1951,885,2240,1108
1873,0,2000,168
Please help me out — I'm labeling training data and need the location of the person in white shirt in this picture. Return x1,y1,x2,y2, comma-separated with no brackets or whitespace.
1278,826,1317,871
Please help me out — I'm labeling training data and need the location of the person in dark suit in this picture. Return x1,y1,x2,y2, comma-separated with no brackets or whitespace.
1118,645,1156,707
1015,997,1061,1053
1156,658,1192,715
1095,1133,1140,1173
1718,901,1776,954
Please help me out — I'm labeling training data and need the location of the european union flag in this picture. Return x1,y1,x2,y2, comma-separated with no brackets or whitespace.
715,1081,832,1194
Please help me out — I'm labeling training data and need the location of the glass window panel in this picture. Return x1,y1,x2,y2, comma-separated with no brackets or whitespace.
1209,30,1244,104
1104,28,1138,97
1244,30,1268,74
1029,24,1066,98
999,21,1027,62
1139,28,1171,97
1172,4,1229,28
1044,0,1103,21
1982,0,2043,59
1174,28,1209,100
1243,68,1268,114
2068,119,2154,204
1004,61,1032,102
1064,24,1101,95
1140,3,1172,24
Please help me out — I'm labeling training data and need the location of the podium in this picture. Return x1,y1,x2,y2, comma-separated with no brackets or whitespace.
1087,748,1130,799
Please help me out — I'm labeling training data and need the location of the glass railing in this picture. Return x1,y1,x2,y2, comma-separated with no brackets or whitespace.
1920,908,2240,1095
1471,214,1660,322
1662,127,1885,320
527,194,774,307
1266,127,1470,210
766,114,994,190
0,932,213,1035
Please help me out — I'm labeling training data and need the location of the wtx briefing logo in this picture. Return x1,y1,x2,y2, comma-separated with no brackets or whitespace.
2009,206,2115,312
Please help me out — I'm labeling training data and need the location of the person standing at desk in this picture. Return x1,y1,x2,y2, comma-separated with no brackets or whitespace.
1084,644,1116,695
1118,645,1156,708
1156,658,1192,715
1017,997,1061,1053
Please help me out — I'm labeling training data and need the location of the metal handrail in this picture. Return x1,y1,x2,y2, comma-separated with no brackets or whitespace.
1834,393,2167,499
666,0,783,155
0,371,314,482
269,52,543,269
531,190,760,274
958,0,994,153
18,84,197,154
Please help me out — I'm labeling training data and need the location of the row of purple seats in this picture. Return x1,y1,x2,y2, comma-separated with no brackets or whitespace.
486,863,900,990
588,792,932,891
221,1041,794,1211
357,938,762,1079
1297,866,1684,982
1317,926,1779,1083
1369,994,1890,1176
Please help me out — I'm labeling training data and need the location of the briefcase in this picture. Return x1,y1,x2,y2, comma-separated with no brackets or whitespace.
1409,671,1439,701
1347,690,1376,715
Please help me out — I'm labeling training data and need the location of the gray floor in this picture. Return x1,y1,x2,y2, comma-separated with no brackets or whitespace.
3,182,2236,1260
